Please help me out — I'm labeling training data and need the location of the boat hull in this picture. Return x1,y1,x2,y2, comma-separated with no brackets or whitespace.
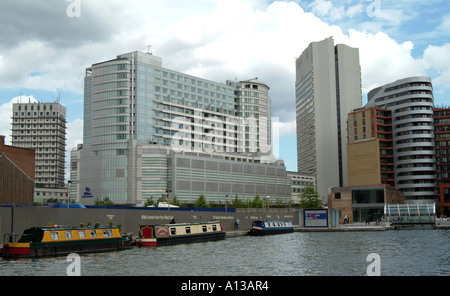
249,228,294,236
137,222,226,247
157,232,226,246
2,238,132,259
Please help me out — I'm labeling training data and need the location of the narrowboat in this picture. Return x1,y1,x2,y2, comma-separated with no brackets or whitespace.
249,220,294,236
1,225,132,259
136,221,226,247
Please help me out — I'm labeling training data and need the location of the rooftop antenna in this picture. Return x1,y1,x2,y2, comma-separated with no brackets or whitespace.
147,45,152,55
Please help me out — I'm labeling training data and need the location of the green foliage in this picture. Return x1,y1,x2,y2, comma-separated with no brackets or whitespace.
231,194,245,208
194,194,210,208
144,197,154,207
249,194,263,208
299,184,322,209
94,196,115,206
171,196,181,206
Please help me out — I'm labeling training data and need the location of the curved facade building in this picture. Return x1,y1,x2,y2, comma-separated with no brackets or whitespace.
366,76,436,203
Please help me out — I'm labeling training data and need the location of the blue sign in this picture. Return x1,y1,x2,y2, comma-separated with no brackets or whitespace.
82,187,93,198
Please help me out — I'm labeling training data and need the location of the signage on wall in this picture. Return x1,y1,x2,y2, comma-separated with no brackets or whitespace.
82,187,94,198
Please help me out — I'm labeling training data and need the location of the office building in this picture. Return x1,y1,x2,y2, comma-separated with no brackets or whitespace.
73,51,287,206
287,171,315,204
295,37,362,201
11,101,67,191
364,76,436,203
137,145,290,204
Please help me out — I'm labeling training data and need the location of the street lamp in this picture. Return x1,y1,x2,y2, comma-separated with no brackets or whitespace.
67,180,72,208
225,194,229,212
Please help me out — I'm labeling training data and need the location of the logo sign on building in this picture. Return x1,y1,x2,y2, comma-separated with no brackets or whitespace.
82,187,93,198
304,209,328,228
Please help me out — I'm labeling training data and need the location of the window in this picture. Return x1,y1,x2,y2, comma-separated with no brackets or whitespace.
212,225,217,231
50,232,59,240
335,192,341,199
185,227,191,234
90,230,98,238
65,231,73,239
170,228,176,235
202,225,207,232
78,231,86,239
103,230,113,237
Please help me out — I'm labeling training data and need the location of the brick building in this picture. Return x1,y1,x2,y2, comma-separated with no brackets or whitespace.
0,135,35,205
435,107,450,216
328,185,404,224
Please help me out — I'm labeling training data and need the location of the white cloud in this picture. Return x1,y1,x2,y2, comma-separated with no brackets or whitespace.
1,0,449,122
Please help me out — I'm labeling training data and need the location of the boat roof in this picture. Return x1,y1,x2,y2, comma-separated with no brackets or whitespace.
140,221,220,227
33,225,119,231
254,220,291,223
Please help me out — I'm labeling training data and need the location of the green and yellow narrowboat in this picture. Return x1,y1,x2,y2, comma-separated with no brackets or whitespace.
1,225,132,258
136,221,225,247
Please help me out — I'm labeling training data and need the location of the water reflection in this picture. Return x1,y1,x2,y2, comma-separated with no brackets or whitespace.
1,229,448,276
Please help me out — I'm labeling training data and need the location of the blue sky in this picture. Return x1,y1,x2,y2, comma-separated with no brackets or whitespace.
1,0,449,175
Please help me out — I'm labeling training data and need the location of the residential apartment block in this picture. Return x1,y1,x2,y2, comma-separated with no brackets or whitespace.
347,107,394,188
365,76,436,203
435,107,450,214
11,101,67,190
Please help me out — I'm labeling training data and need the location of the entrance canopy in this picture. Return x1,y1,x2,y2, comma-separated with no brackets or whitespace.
384,203,436,224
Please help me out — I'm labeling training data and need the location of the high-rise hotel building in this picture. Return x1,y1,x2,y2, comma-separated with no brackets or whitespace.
295,37,362,200
72,51,289,205
11,101,67,190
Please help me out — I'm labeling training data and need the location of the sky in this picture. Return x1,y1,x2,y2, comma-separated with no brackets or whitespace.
0,0,449,177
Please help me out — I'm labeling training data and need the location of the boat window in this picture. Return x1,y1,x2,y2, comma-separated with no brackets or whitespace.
103,229,113,237
261,222,265,227
212,225,217,231
170,228,176,235
90,230,98,238
50,232,59,240
202,225,207,232
64,231,73,239
78,231,86,239
185,227,191,234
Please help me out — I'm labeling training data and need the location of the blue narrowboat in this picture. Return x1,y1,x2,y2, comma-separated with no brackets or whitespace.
249,220,294,236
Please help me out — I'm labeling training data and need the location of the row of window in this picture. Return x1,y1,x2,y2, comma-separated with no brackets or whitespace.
50,229,114,241
169,224,218,236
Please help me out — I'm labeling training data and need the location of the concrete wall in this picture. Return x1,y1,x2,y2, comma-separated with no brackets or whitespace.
0,206,298,240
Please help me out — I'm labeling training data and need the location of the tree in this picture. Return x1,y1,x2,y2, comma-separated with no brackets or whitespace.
171,196,181,206
231,194,245,208
250,194,263,208
299,184,322,209
194,194,210,208
144,197,154,207
94,196,115,206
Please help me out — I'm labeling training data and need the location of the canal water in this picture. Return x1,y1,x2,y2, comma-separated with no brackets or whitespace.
1,229,449,276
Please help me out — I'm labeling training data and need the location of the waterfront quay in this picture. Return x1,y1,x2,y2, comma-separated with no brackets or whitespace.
1,205,448,244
